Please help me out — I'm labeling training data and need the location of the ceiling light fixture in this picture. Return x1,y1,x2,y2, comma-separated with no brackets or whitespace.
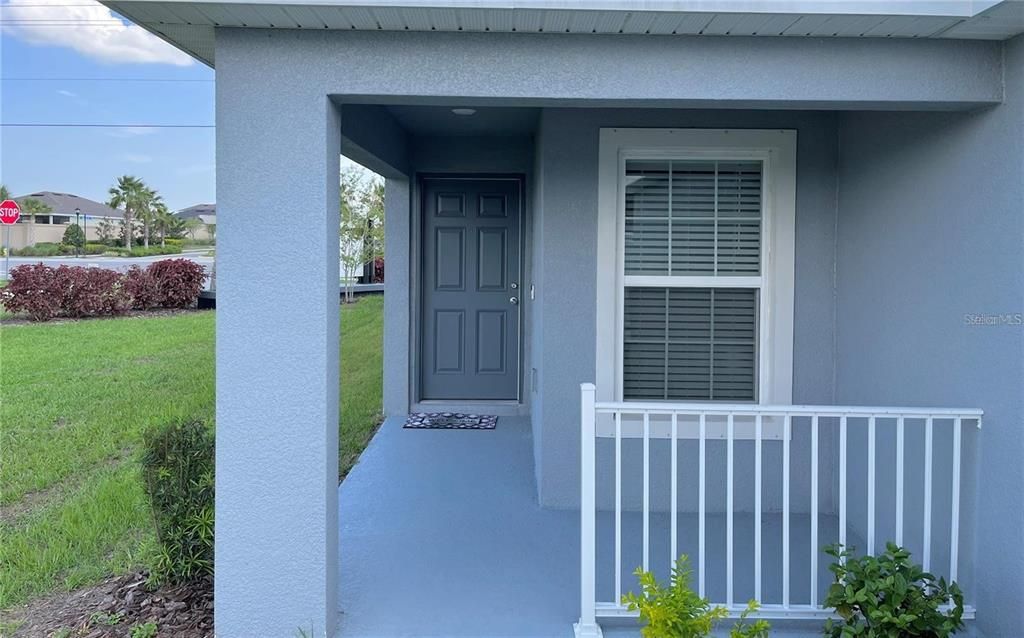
451,108,477,116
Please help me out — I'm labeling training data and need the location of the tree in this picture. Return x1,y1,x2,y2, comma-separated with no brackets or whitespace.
183,217,204,240
96,218,117,244
136,187,162,248
339,168,385,303
20,197,52,246
107,175,145,249
152,204,183,246
0,185,10,200
62,223,85,249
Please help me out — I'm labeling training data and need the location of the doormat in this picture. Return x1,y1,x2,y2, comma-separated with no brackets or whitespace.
403,412,498,430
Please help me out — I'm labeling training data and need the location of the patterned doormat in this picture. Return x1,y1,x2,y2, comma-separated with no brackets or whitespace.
403,412,498,430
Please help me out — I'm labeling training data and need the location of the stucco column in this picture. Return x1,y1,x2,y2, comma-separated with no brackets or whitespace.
214,78,341,635
383,177,410,415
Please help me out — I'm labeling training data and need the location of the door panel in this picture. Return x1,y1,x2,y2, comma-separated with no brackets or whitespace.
421,177,521,400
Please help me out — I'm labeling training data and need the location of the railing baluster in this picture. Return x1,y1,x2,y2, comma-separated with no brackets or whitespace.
699,412,706,599
896,416,905,546
924,417,934,573
868,416,876,555
810,415,819,607
727,414,735,608
950,418,962,583
615,411,622,605
755,414,763,603
670,413,678,568
840,415,848,549
643,412,650,573
782,414,791,609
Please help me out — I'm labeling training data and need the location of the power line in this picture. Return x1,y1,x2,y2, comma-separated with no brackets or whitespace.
2,123,214,128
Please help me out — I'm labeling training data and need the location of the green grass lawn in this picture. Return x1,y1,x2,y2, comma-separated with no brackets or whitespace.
0,295,383,610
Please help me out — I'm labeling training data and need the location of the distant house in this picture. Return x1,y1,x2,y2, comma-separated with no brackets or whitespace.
10,191,123,249
176,203,216,241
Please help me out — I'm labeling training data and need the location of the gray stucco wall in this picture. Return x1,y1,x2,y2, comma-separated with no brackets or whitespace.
834,34,1024,636
216,28,1003,109
212,24,1021,636
215,42,341,636
532,109,842,511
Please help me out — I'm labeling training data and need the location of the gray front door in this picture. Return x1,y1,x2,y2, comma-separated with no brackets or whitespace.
421,177,521,400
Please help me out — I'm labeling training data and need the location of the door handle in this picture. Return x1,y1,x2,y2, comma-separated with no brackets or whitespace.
510,296,519,305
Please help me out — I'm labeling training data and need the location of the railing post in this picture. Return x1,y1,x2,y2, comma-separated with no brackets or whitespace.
575,383,603,638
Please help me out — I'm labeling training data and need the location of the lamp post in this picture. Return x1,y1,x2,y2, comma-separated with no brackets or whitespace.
74,207,82,257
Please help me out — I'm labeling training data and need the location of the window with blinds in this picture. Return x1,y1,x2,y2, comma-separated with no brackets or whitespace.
621,159,763,402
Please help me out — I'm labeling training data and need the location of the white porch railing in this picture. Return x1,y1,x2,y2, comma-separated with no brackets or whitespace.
575,383,982,638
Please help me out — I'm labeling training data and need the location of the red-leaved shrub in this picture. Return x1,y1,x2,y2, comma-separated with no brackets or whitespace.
1,263,64,321
122,265,160,310
147,259,207,309
3,259,206,321
56,266,130,318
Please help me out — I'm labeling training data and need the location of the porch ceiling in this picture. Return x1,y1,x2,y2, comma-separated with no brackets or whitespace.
102,0,1024,66
386,105,540,137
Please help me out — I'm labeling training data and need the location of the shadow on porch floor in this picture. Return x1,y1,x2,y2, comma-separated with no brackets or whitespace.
337,416,839,637
338,415,580,637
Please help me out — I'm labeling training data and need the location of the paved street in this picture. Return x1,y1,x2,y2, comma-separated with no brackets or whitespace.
0,250,214,279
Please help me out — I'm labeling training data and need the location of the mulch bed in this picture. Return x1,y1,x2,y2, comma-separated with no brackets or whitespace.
6,572,212,638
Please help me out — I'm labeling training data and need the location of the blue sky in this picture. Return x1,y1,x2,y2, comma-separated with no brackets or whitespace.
1,0,215,211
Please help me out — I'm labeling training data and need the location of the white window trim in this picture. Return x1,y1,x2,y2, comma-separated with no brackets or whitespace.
596,128,796,414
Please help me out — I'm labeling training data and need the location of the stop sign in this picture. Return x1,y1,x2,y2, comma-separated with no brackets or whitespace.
0,200,20,225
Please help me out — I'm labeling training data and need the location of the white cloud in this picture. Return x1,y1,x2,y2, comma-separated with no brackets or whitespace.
122,153,153,163
4,0,193,66
56,89,77,98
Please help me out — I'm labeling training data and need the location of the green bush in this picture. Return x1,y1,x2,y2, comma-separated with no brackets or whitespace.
164,238,183,248
623,556,770,638
141,420,214,583
62,223,85,248
13,242,65,257
128,245,182,257
823,543,964,637
84,243,107,255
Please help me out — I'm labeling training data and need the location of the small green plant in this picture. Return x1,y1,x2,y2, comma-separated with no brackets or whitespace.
730,600,770,638
90,610,125,625
51,628,73,638
141,419,214,583
823,543,964,637
130,621,158,638
623,556,726,637
624,555,770,638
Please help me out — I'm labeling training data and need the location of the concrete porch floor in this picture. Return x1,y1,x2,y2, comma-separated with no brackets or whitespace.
337,416,841,637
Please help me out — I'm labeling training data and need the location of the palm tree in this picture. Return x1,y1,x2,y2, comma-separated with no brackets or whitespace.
137,188,162,249
20,198,52,246
152,203,180,247
107,175,145,249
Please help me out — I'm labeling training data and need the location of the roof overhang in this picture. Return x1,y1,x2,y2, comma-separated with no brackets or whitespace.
101,0,1024,67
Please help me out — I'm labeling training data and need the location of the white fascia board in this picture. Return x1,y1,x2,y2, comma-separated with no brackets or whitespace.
107,0,995,19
